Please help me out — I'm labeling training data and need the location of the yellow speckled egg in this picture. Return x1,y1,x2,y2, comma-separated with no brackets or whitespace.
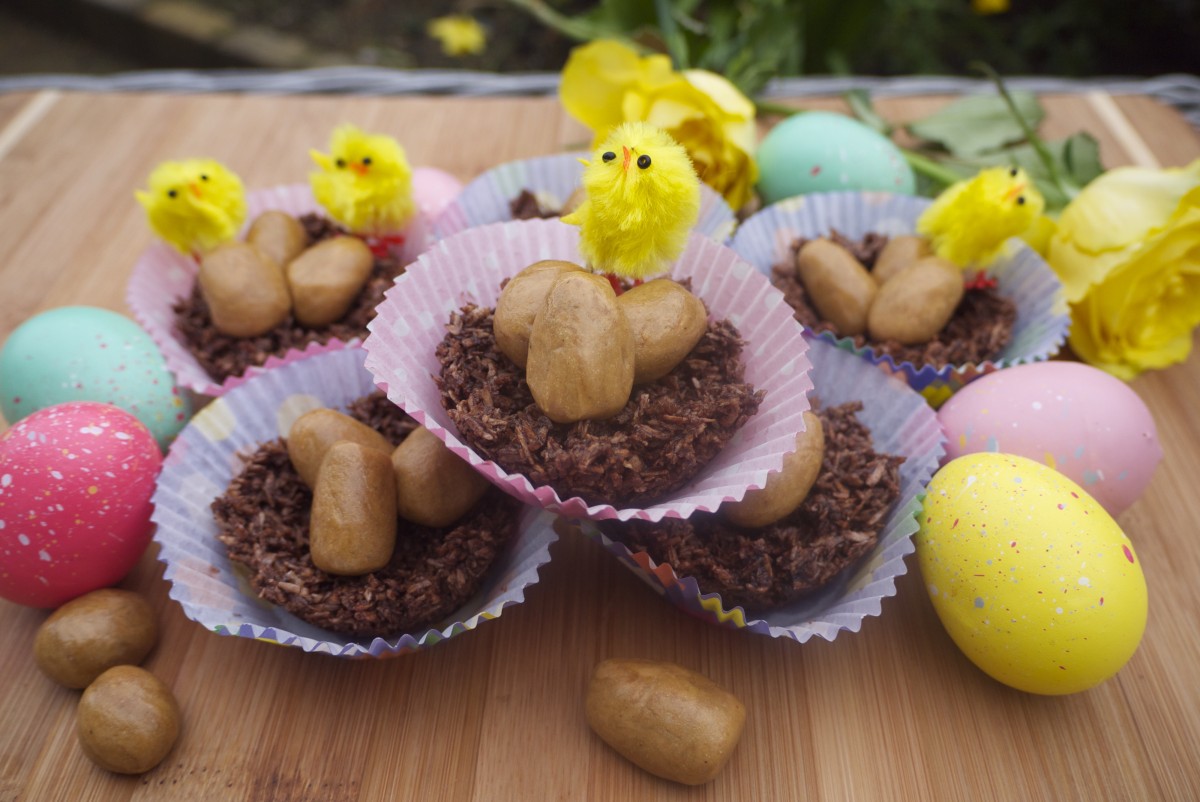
916,453,1147,695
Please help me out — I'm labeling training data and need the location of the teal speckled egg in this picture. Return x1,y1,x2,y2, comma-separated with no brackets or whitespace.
756,111,916,203
0,307,190,451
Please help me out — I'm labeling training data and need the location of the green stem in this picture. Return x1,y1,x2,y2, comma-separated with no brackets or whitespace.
754,99,805,117
971,61,1078,201
903,150,962,189
504,0,609,41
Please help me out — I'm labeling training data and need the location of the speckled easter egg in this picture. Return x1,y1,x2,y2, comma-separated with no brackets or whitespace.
939,361,1162,517
756,111,916,203
0,306,191,451
0,402,162,608
916,453,1147,695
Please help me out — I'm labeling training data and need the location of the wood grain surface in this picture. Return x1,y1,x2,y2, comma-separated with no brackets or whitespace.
0,90,1197,802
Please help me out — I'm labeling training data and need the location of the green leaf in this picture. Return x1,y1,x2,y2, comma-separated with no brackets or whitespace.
907,91,1046,158
1061,132,1103,187
844,89,892,136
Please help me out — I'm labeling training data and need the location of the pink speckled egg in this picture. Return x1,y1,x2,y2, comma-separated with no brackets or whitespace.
0,402,162,608
938,361,1162,517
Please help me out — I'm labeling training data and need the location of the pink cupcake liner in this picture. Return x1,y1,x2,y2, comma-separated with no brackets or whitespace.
580,338,946,644
127,181,435,398
432,151,738,244
151,347,559,658
730,191,1071,406
363,217,813,522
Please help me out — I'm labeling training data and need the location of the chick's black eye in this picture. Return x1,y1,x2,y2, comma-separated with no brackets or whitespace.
637,154,651,169
362,157,372,166
167,189,177,198
1009,167,1019,177
336,158,346,168
602,151,616,163
1016,196,1026,205
200,174,209,181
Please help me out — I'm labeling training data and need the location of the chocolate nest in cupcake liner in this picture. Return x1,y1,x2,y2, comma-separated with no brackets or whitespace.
436,304,763,508
172,215,404,383
211,393,520,638
772,230,1017,370
600,401,904,611
509,189,560,220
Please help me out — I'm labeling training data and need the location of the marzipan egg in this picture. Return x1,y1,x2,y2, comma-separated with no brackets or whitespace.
938,361,1162,516
0,306,191,451
756,111,916,204
916,453,1147,695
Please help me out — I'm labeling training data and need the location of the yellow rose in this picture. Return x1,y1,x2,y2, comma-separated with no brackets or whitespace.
427,15,486,57
1047,159,1200,379
560,40,759,210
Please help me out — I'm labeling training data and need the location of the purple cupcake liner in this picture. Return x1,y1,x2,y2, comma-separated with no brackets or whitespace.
432,151,738,244
151,347,558,658
730,191,1071,404
580,339,946,644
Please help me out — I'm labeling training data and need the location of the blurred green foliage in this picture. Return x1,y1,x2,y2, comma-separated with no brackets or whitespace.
510,0,1199,95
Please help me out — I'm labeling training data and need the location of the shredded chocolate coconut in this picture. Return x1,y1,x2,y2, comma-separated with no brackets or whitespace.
211,393,518,638
173,214,404,383
509,189,559,220
772,232,1016,369
437,304,763,507
601,402,905,611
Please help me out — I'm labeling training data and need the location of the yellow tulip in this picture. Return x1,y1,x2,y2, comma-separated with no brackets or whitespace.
559,40,759,210
1047,159,1200,379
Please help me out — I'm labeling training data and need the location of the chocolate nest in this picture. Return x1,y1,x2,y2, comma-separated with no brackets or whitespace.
600,402,905,611
211,393,521,639
437,304,763,508
173,214,405,383
772,230,1017,370
509,189,560,220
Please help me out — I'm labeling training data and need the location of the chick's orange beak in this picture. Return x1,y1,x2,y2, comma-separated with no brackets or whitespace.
622,146,631,172
188,183,202,199
1004,182,1026,201
350,162,369,177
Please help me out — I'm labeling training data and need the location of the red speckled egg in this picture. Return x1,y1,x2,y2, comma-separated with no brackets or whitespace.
0,402,161,608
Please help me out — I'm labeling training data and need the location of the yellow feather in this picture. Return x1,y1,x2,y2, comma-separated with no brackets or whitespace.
136,159,246,255
309,124,415,236
563,121,701,279
917,166,1046,267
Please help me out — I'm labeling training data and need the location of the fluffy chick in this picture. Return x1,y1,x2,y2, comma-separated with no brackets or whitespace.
136,159,246,256
917,166,1046,266
310,124,415,236
562,121,700,280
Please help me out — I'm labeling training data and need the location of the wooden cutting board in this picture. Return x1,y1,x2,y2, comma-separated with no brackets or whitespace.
0,89,1197,802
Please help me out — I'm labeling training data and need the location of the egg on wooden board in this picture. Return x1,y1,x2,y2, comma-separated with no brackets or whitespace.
0,306,191,451
755,111,916,204
938,361,1162,517
916,453,1147,695
0,402,162,608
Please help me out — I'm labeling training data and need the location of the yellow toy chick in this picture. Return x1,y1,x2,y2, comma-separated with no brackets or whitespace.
310,124,416,237
136,159,246,256
917,166,1046,267
562,121,701,280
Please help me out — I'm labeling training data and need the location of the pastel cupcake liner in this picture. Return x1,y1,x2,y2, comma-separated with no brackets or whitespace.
151,347,559,658
363,217,813,523
730,191,1071,405
127,182,432,398
579,338,946,644
432,151,738,244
